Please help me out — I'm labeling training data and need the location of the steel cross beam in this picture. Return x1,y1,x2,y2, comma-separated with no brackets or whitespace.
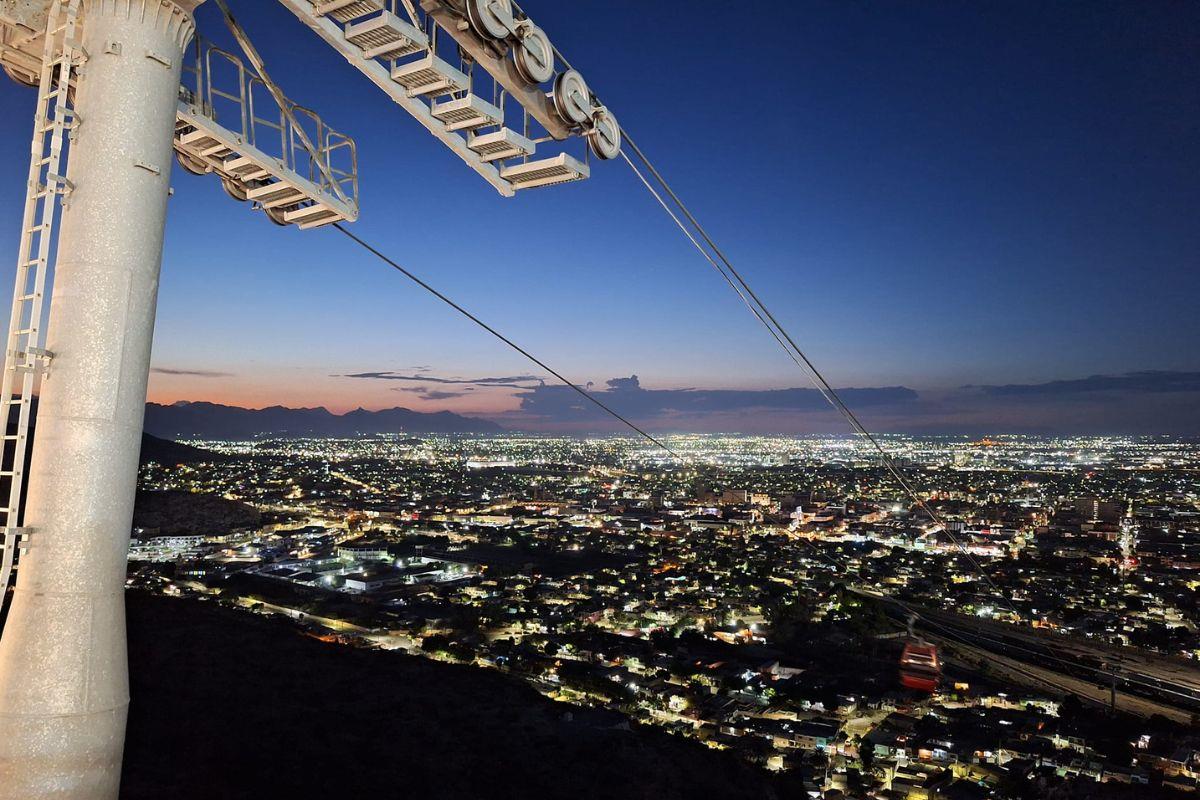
276,0,514,196
419,0,571,141
214,0,352,208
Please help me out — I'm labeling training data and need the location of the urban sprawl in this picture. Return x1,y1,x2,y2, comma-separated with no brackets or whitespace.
133,434,1200,798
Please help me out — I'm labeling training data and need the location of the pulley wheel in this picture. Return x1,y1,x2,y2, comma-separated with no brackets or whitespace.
264,206,291,226
588,107,622,160
221,177,249,201
552,69,592,127
2,63,38,88
514,25,554,85
467,0,514,41
176,150,211,176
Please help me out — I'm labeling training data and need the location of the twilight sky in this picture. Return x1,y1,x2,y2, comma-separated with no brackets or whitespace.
1,1,1197,433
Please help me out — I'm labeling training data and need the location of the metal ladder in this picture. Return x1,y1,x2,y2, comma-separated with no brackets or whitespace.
0,0,83,596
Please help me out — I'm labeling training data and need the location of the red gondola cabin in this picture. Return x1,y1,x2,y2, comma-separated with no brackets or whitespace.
899,642,941,692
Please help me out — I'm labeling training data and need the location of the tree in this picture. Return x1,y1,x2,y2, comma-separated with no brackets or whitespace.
860,739,875,771
1059,693,1084,725
1101,736,1134,767
421,634,450,653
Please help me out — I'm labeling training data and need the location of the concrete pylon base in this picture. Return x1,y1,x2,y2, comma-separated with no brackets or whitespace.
0,1,202,798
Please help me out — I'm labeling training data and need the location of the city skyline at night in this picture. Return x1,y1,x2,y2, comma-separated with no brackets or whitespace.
1,2,1199,798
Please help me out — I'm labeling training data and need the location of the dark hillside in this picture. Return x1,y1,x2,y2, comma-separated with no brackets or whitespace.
138,432,229,465
120,592,788,800
131,490,260,536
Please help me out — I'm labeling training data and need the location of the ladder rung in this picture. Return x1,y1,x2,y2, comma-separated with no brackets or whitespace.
46,173,73,192
3,527,34,546
25,224,50,234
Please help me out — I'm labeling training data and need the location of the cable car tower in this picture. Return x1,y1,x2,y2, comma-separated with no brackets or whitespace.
0,1,619,797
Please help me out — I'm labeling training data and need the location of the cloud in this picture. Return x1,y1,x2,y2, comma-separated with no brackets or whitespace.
343,371,542,389
606,375,642,391
969,370,1200,397
394,387,473,400
517,376,918,423
340,368,1200,435
151,367,234,378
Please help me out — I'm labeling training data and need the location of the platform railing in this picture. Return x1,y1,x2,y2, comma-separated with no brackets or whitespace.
180,34,360,212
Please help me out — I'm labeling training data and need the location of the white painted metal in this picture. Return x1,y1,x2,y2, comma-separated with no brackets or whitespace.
513,22,553,85
0,0,79,601
468,126,535,162
552,68,591,126
588,105,621,160
277,0,513,195
215,0,353,211
344,10,426,60
500,151,589,190
0,2,202,798
466,0,513,41
313,0,381,25
419,0,571,141
391,52,467,98
0,0,49,85
431,93,502,132
287,0,597,190
173,35,359,229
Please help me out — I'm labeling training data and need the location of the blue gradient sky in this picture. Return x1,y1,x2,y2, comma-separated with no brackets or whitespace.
0,1,1197,431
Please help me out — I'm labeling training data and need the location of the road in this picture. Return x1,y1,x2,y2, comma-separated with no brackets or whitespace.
855,589,1200,722
927,630,1193,725
234,596,425,651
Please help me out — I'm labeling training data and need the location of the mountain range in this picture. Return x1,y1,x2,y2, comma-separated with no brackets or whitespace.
143,401,502,440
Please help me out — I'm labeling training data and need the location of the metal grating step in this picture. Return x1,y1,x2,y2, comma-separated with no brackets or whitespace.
312,0,383,24
501,153,590,190
467,127,536,162
175,106,358,229
284,203,342,229
276,0,513,196
431,94,502,133
344,11,428,60
246,181,306,209
178,129,231,159
224,155,271,182
391,54,468,98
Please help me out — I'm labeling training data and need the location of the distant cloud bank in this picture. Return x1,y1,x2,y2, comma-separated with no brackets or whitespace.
342,371,542,389
517,374,918,421
151,367,234,378
968,371,1200,397
168,367,1200,435
505,371,1200,435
